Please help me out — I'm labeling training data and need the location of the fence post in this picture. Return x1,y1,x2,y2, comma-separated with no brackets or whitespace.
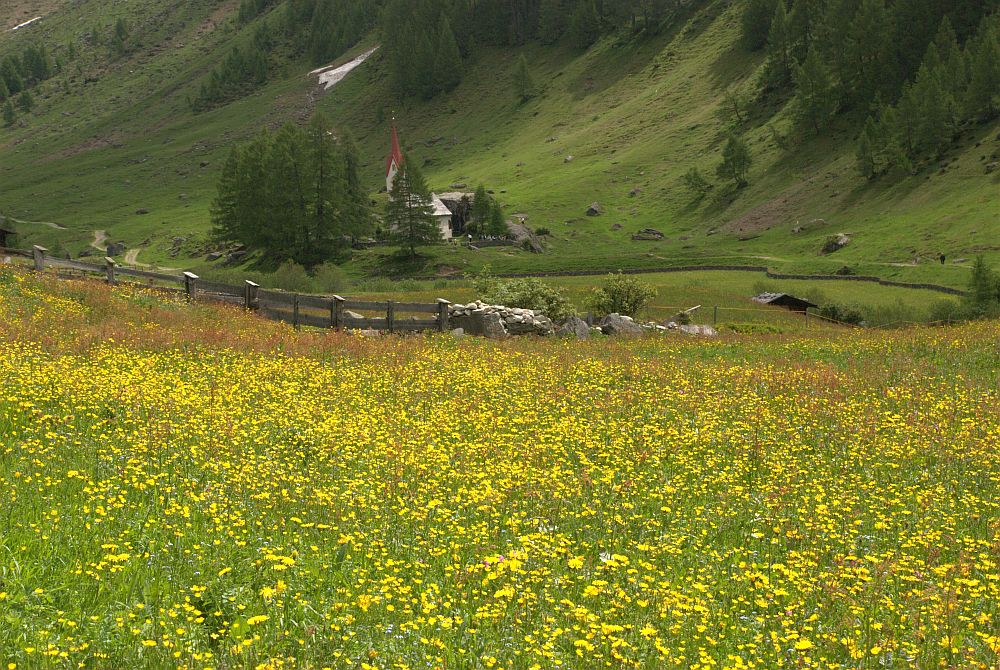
386,301,395,334
805,308,810,328
437,298,451,332
292,294,300,330
32,245,47,271
713,306,718,326
183,271,199,302
332,295,344,330
244,280,259,310
104,257,117,284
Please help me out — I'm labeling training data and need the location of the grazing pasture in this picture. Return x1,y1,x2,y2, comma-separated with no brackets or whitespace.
0,268,998,669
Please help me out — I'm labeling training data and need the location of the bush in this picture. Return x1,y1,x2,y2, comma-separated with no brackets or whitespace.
270,261,313,293
312,263,348,293
928,299,968,324
587,272,657,318
816,303,865,326
535,227,551,236
474,268,575,322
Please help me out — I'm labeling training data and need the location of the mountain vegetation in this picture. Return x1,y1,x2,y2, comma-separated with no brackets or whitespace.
211,113,371,267
0,0,997,286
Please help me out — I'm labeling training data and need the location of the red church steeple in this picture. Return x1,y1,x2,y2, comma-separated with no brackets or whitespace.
386,123,404,189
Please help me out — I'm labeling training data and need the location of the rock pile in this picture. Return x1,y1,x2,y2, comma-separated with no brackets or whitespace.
449,301,555,338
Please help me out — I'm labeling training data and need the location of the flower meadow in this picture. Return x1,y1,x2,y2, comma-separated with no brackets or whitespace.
0,268,998,670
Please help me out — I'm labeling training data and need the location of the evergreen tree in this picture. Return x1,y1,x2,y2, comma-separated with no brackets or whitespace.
0,78,8,102
892,0,939,86
856,115,880,178
716,133,752,188
568,0,600,49
111,18,128,56
340,129,372,240
211,147,245,243
932,17,966,101
1,57,24,95
471,184,492,230
267,124,311,262
742,0,777,51
845,0,893,108
514,53,536,102
965,18,1000,121
966,256,1000,317
305,112,342,264
386,158,442,257
764,0,793,86
538,0,567,44
792,45,837,134
486,200,508,236
16,90,34,113
433,18,463,94
911,47,955,159
2,100,15,127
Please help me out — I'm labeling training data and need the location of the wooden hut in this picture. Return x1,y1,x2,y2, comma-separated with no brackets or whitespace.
752,292,818,313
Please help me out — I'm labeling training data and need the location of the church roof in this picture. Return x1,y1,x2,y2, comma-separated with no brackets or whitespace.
385,124,403,177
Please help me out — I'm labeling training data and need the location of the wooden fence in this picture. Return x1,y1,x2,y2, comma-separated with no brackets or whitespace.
3,246,452,333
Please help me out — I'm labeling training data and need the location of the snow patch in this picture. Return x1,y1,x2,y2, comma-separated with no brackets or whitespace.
310,47,378,90
12,16,42,31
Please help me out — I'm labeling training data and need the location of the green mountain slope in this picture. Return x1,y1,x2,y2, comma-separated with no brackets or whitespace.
1,0,997,286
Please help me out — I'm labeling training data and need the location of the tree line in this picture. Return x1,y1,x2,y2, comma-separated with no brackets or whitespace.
211,114,372,267
380,0,696,99
739,0,1000,176
1,44,54,127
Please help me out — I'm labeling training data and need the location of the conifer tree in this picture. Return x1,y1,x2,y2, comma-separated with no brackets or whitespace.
471,184,492,231
433,18,463,94
340,130,372,241
792,46,837,134
16,90,34,113
305,113,342,264
741,0,777,51
765,0,793,85
211,147,245,243
386,158,442,257
856,115,880,179
538,0,567,44
568,0,600,49
514,53,536,102
1,58,23,95
845,0,893,108
487,200,508,236
965,18,1000,121
933,17,967,101
0,78,8,102
716,133,752,188
2,100,15,127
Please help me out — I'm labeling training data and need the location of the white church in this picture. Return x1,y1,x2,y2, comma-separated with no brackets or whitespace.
385,125,456,240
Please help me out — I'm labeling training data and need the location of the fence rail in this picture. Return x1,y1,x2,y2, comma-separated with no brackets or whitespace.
3,246,452,334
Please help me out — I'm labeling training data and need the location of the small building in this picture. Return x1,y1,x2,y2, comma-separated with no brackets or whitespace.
385,124,456,239
0,227,16,248
752,292,818,313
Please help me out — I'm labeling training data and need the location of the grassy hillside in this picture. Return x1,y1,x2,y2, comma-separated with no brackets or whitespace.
1,0,997,287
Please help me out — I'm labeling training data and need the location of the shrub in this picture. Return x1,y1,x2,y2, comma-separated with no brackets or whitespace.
535,227,551,236
270,261,313,293
474,268,575,322
587,272,657,318
816,303,865,326
721,322,784,334
312,263,348,293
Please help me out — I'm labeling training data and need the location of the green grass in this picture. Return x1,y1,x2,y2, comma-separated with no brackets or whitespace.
2,266,999,669
1,0,998,290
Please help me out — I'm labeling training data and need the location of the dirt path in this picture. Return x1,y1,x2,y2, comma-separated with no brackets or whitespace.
123,249,143,266
6,215,67,230
91,229,108,252
310,46,378,90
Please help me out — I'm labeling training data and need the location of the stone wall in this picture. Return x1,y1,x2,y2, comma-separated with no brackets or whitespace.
449,301,554,338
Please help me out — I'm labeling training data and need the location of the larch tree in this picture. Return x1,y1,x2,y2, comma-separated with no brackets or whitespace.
386,158,442,257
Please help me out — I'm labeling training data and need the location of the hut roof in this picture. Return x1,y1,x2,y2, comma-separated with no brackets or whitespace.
752,292,818,309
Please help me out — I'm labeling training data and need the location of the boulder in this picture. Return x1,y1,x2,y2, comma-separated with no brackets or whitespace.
586,202,602,216
631,228,665,241
450,328,465,338
135,208,150,215
557,316,591,339
678,324,718,337
564,155,574,163
822,233,851,254
106,242,126,256
599,313,643,336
